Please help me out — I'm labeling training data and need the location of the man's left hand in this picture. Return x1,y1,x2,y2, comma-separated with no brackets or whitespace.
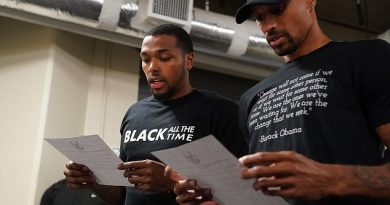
239,151,341,200
118,160,175,192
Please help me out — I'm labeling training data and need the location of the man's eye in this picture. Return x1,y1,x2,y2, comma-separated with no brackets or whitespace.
160,56,172,61
253,15,264,24
141,58,150,63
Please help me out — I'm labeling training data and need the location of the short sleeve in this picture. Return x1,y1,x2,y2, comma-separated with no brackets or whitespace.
355,39,390,127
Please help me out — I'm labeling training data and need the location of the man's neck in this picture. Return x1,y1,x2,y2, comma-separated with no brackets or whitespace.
284,22,331,62
284,37,331,62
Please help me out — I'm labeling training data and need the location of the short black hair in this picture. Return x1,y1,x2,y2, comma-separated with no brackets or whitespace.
145,24,193,54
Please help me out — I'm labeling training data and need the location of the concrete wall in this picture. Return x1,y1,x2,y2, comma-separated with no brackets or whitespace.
0,17,140,205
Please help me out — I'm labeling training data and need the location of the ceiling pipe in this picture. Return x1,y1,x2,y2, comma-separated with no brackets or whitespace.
0,0,282,69
191,8,282,67
17,0,138,28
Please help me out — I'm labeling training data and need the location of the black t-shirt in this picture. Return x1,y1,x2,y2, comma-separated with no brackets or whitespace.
120,89,248,205
239,40,390,205
40,179,109,205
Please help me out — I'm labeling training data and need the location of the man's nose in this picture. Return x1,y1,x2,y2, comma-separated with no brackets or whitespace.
147,58,159,73
259,15,278,35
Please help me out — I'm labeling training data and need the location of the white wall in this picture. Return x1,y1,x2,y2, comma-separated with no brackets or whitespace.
0,16,140,205
33,30,95,205
378,29,390,43
84,41,140,148
0,17,54,205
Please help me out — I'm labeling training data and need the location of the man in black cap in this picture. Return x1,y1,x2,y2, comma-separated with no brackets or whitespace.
173,0,390,204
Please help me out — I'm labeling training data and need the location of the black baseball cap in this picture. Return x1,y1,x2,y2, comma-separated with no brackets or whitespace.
235,0,287,24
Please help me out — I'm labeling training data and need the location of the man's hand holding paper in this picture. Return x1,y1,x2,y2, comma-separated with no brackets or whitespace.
153,135,288,205
45,135,130,187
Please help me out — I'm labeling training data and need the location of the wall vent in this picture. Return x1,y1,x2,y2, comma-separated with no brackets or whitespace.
131,0,193,32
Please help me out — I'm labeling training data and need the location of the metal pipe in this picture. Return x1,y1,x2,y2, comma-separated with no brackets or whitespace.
19,0,138,28
3,0,282,68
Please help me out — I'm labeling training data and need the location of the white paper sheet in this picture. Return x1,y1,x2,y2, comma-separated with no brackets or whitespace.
152,135,288,205
45,135,130,187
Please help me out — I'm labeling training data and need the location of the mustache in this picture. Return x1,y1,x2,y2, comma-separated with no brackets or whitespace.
266,30,287,41
147,74,165,83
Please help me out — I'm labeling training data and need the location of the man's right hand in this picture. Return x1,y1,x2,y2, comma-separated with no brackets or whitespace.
64,160,97,189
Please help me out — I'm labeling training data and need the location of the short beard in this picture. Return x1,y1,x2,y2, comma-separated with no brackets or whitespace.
153,86,176,101
270,33,300,56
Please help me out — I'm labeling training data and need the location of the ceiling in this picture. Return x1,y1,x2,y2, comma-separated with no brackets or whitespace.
194,0,390,40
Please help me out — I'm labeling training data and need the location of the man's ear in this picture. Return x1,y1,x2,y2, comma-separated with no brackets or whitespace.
185,52,195,70
307,0,317,11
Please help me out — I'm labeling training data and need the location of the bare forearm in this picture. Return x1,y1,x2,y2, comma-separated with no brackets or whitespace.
92,184,125,205
332,163,390,198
